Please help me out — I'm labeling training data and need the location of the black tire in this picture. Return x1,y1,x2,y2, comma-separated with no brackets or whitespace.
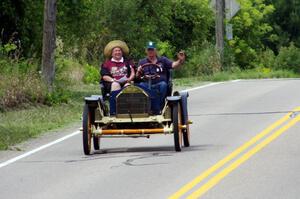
93,136,100,150
172,103,182,152
183,123,190,147
83,104,92,155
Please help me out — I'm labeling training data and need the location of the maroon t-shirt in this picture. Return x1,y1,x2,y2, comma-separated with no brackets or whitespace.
101,58,133,80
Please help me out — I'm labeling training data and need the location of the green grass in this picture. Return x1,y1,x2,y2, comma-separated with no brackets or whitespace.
0,84,99,150
207,69,300,81
174,69,300,86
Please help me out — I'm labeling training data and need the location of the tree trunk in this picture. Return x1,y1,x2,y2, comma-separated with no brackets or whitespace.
42,0,57,90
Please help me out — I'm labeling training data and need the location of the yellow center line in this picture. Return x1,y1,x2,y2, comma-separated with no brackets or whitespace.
169,107,300,199
187,114,300,199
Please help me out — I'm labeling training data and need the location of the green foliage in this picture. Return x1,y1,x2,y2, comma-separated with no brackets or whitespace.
2,43,17,54
169,0,214,51
0,57,82,111
157,41,175,58
255,48,276,69
83,64,99,84
229,0,275,68
274,43,300,73
45,88,71,105
0,0,44,57
0,59,47,111
51,0,214,62
265,0,300,50
175,42,222,78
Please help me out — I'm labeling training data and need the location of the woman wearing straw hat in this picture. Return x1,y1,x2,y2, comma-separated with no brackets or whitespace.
100,40,135,92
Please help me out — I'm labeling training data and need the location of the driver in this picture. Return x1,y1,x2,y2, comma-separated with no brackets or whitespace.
101,40,135,92
136,41,185,113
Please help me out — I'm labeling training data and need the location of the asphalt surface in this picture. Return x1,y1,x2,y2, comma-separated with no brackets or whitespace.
1,79,300,199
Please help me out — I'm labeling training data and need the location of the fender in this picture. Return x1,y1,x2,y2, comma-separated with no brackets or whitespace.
85,95,104,109
166,96,181,106
173,91,189,124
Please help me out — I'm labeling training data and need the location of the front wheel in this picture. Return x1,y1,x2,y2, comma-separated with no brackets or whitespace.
172,103,182,152
83,104,92,155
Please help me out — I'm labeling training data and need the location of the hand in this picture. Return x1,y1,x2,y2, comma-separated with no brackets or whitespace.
117,76,128,84
177,50,186,63
137,65,142,73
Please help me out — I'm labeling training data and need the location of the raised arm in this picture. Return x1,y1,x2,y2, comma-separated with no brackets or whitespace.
172,51,186,69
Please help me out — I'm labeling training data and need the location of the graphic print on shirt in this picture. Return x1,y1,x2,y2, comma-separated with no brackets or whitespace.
111,65,127,79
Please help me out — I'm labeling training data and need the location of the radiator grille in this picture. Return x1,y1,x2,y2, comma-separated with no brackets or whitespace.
116,92,150,116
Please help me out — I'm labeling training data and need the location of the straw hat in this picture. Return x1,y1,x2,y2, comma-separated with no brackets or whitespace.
104,40,129,58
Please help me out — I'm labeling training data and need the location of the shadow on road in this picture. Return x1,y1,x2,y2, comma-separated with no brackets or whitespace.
18,144,214,165
94,144,211,155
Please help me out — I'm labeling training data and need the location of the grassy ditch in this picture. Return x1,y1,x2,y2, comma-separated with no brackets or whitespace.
0,84,99,150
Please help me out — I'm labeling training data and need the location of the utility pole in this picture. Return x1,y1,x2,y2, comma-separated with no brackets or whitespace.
215,0,225,66
42,0,57,91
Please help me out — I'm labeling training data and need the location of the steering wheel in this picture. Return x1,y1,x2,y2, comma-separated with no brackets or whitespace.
139,63,163,80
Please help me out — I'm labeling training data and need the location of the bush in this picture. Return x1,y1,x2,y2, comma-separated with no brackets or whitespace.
174,42,221,78
255,49,276,69
223,44,238,71
45,87,71,105
274,43,300,73
0,73,48,111
0,57,79,111
55,57,84,84
83,64,99,84
0,59,48,111
228,0,275,68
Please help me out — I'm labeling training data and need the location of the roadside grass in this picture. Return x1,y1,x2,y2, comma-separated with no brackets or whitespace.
0,84,99,150
173,69,300,90
0,68,299,150
174,69,299,87
206,69,299,81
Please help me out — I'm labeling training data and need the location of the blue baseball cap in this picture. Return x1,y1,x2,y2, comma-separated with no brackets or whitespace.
146,41,156,49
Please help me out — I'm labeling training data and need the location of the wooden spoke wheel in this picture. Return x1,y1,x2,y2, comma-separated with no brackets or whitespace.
82,104,92,155
172,102,183,152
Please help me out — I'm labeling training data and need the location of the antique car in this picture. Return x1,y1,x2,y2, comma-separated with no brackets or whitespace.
82,63,191,155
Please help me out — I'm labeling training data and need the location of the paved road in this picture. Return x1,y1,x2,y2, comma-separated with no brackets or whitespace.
1,79,300,199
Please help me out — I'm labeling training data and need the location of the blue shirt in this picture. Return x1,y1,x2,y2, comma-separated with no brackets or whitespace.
138,56,173,84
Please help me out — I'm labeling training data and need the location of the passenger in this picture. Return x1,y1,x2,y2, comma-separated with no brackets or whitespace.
101,40,135,92
136,41,185,112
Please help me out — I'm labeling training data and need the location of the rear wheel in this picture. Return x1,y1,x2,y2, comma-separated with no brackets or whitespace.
93,136,100,150
172,103,182,152
183,122,190,147
83,104,92,155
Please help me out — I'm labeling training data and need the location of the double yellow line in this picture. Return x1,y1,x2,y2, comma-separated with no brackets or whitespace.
169,107,300,199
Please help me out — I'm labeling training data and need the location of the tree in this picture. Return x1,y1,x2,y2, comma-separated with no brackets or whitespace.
265,0,300,51
228,0,275,68
41,0,57,90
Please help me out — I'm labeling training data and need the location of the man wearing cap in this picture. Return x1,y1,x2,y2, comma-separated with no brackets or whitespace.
101,40,135,92
136,41,185,113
